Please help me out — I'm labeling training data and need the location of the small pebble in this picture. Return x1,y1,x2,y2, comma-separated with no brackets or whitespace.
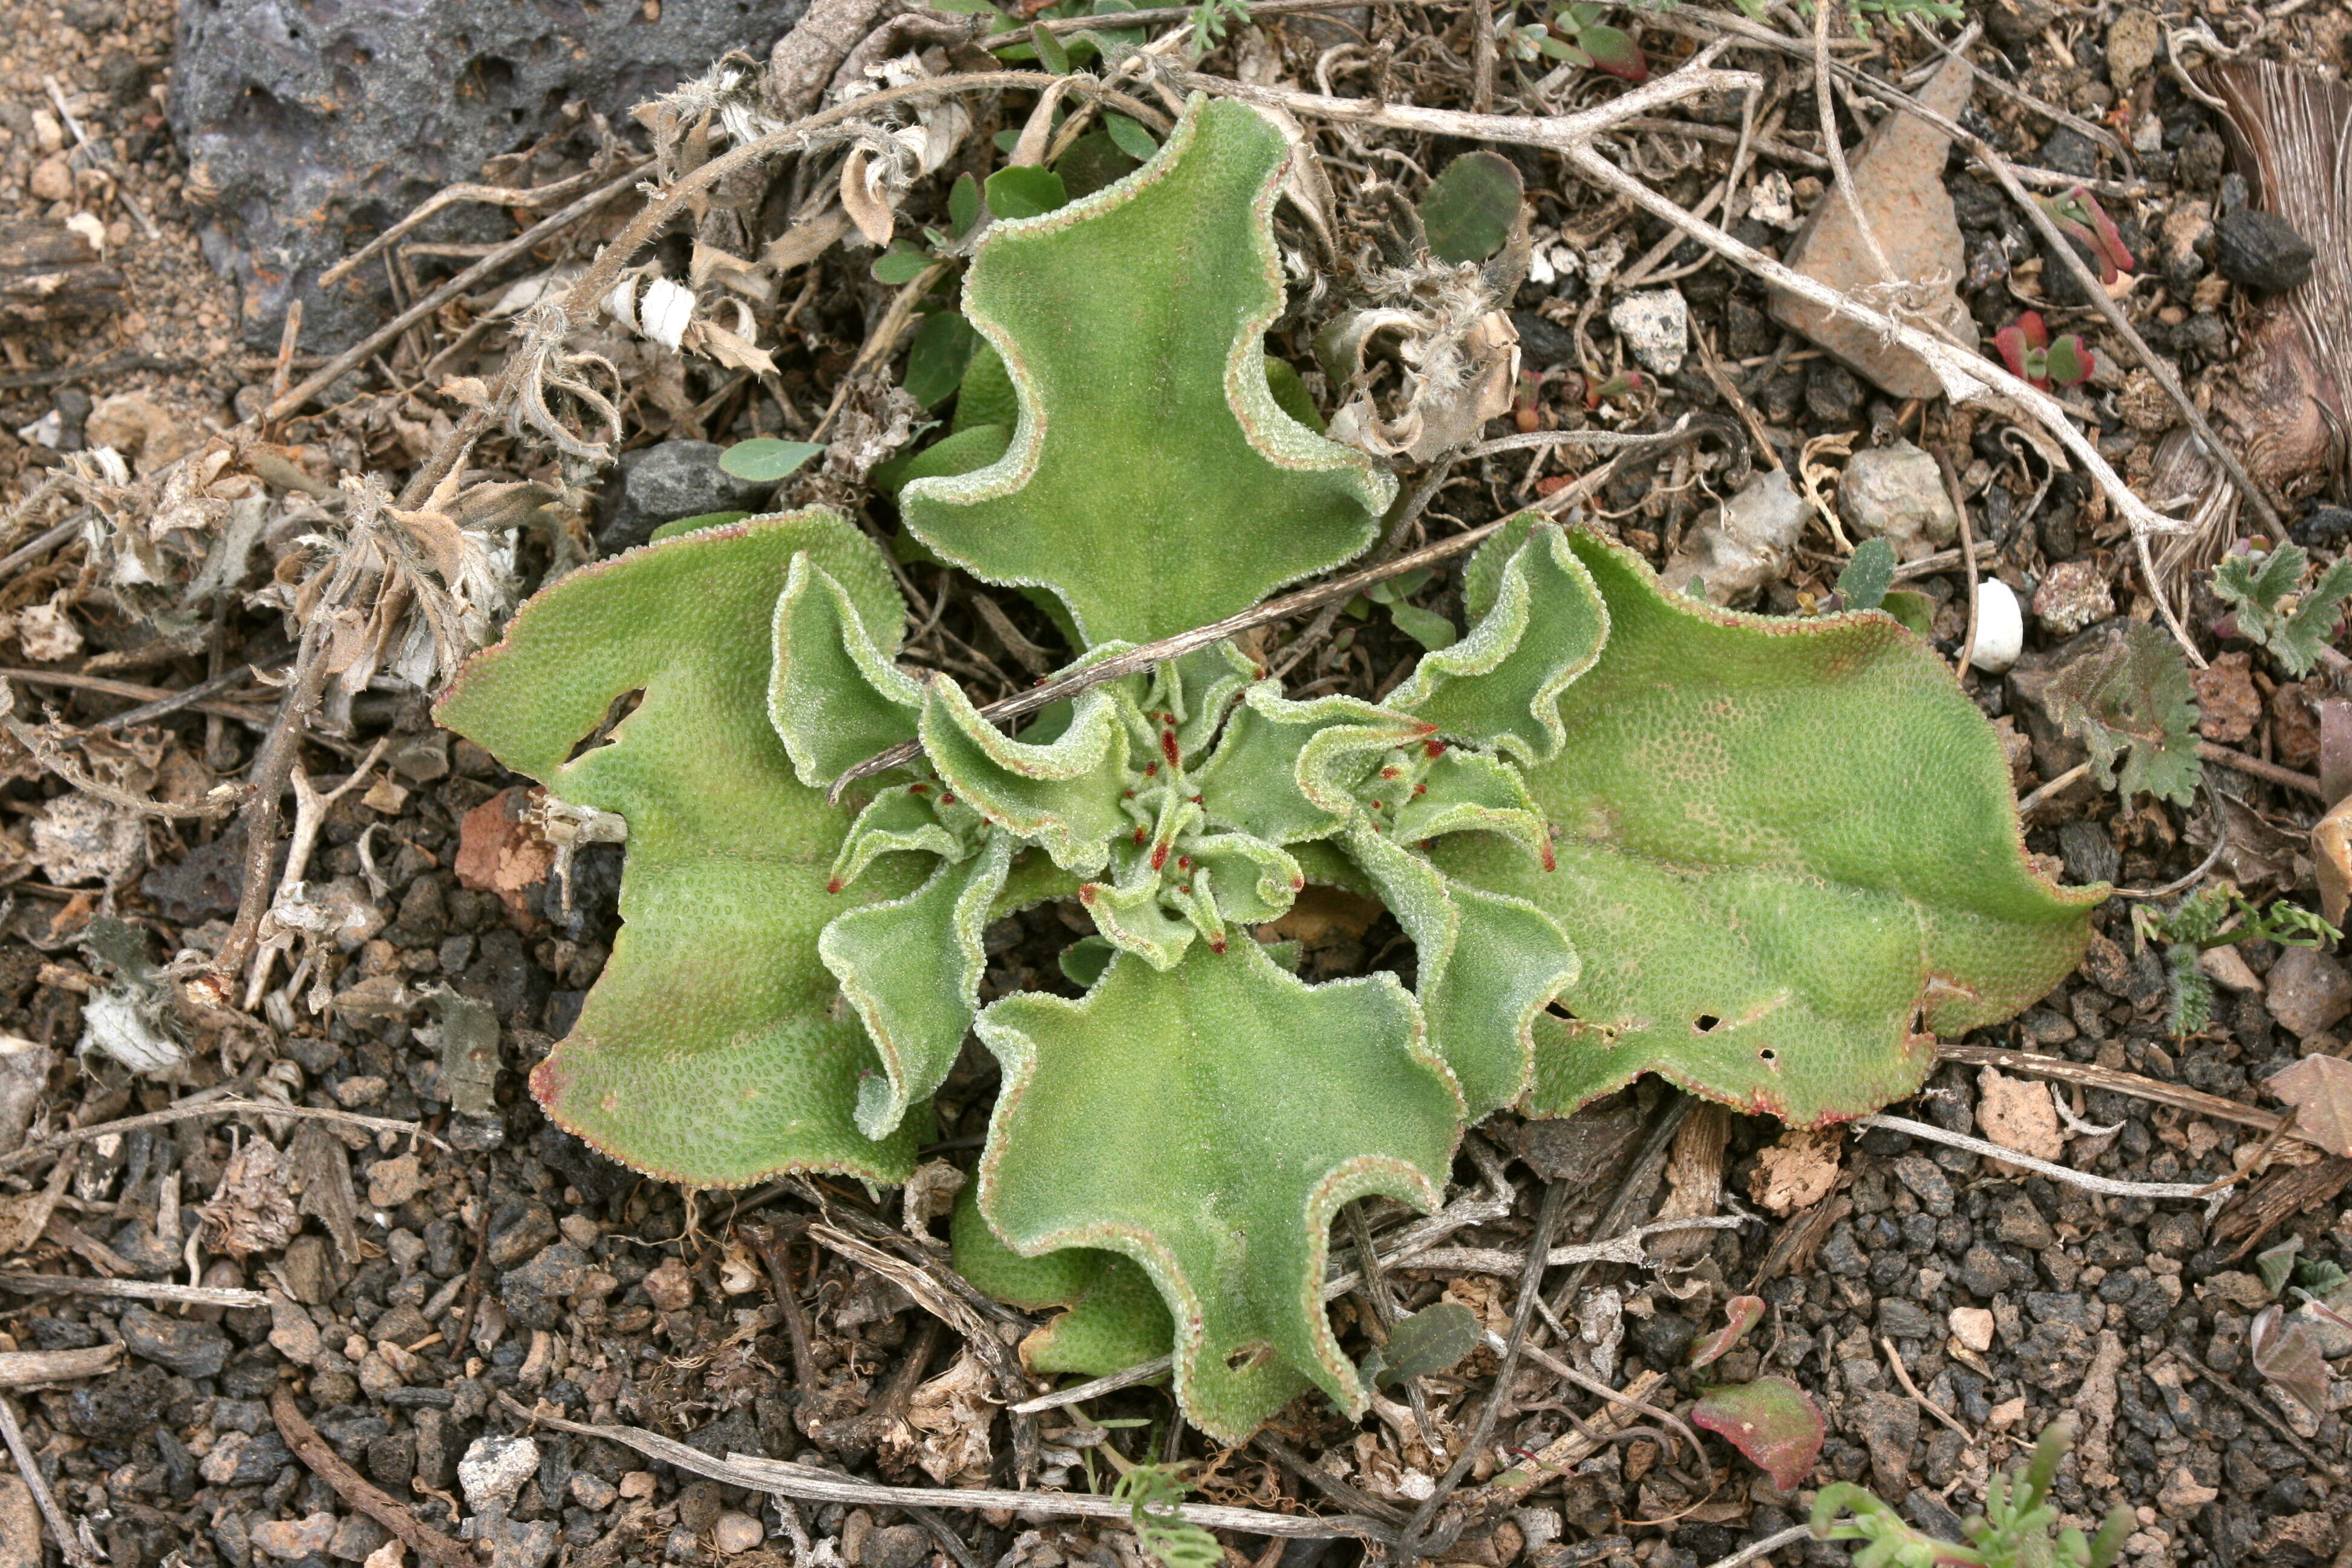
459,1435,540,1511
618,1471,659,1500
570,1473,619,1511
1968,580,2024,673
711,1513,765,1555
1606,288,1688,376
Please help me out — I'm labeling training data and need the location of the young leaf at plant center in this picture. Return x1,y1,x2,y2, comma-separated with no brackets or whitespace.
719,438,825,483
904,96,1394,644
1388,521,1609,766
950,1183,1174,1376
2213,539,2352,676
1367,1301,1479,1387
1417,151,1523,266
905,312,980,408
433,512,923,1186
1436,529,2102,1125
2043,622,2203,805
1836,537,1895,612
984,164,1068,220
975,939,1461,1443
1691,1376,1823,1489
1689,1295,1766,1371
2264,1054,2352,1157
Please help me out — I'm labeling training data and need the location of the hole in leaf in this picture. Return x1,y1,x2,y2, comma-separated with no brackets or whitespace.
1225,1343,1276,1372
1759,1048,1777,1063
566,688,644,762
1693,1014,1722,1034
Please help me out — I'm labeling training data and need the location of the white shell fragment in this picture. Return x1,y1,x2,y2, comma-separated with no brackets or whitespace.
1969,579,2024,674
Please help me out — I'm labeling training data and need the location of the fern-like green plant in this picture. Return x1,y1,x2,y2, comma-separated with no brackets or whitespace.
436,95,2099,1443
2213,539,2352,676
1814,1418,2131,1568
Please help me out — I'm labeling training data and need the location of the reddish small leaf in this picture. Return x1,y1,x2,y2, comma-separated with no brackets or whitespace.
2250,1304,2332,1415
1576,23,1647,81
2268,1054,2352,1157
1690,1296,1766,1371
2043,335,2094,387
1692,1375,1824,1489
1993,320,2036,382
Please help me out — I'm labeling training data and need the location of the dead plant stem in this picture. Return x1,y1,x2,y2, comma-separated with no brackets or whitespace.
271,1387,481,1568
1169,58,2194,592
1401,1178,1566,1549
0,1392,90,1568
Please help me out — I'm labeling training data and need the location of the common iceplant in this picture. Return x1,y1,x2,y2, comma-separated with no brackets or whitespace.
437,96,2100,1441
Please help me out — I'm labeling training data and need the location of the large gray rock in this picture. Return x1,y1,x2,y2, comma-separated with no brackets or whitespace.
596,440,771,553
171,0,810,351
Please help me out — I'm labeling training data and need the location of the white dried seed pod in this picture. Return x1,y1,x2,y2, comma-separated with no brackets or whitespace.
1970,578,2024,673
639,277,694,350
603,276,639,334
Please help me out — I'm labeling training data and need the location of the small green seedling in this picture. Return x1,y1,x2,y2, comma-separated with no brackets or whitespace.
2040,187,2135,286
1418,151,1524,265
1503,3,1647,79
1836,537,1896,611
1994,311,2096,390
2213,537,2352,676
2132,880,2340,1036
1814,1417,2131,1568
718,437,825,483
2042,622,2203,806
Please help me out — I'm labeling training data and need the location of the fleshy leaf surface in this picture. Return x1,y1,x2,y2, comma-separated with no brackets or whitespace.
901,95,1394,645
1692,1377,1824,1490
769,552,923,788
1391,520,1607,765
950,1184,1174,1377
975,939,1462,1442
822,833,1013,1140
434,512,921,1185
1439,530,2101,1125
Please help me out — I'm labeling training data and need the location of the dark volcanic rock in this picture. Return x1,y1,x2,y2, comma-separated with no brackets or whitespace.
171,0,811,350
2213,208,2317,294
595,441,773,555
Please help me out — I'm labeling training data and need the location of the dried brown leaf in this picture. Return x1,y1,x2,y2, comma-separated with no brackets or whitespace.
198,1138,299,1260
2268,1054,2352,1157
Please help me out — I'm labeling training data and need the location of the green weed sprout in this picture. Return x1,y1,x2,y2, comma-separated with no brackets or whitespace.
1813,1418,2132,1567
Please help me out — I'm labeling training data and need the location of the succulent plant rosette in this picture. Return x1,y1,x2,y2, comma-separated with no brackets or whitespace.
435,96,2103,1442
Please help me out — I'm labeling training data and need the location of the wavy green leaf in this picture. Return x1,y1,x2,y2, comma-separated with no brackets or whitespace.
1389,521,1609,765
823,834,1013,1140
951,1183,1174,1377
902,95,1394,645
1439,529,2101,1125
433,512,921,1185
975,939,1461,1442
